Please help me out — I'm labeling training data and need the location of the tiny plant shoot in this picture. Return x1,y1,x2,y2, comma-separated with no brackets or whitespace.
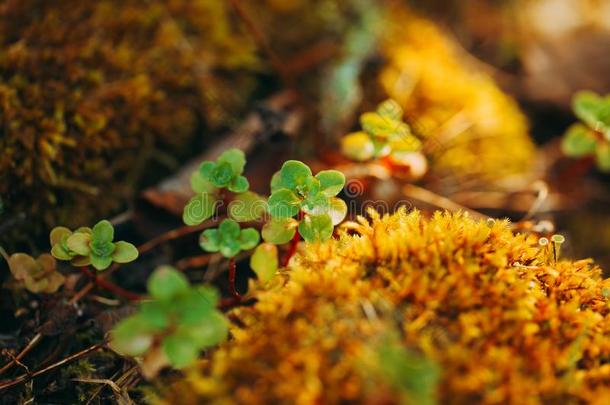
561,91,610,172
0,247,64,294
50,220,138,270
110,266,228,378
341,99,427,179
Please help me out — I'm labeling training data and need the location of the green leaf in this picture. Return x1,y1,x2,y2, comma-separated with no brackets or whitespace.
270,171,283,193
298,214,333,243
262,217,298,244
573,91,610,130
148,266,189,300
199,161,216,180
186,311,229,347
561,124,598,157
218,219,241,240
219,239,241,258
210,162,234,187
315,170,345,197
595,142,610,172
90,254,113,271
109,315,154,356
250,243,278,283
341,131,375,161
92,220,114,243
176,287,219,325
162,333,199,368
190,171,217,194
228,175,249,193
183,193,216,226
112,241,139,263
50,226,71,246
268,189,301,218
228,191,267,222
327,197,348,225
70,256,91,267
51,243,73,260
279,160,312,191
217,148,246,175
377,99,403,121
66,233,91,256
238,228,260,250
200,229,221,252
139,301,169,330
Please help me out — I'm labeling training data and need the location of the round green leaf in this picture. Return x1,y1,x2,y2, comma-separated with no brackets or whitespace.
341,132,375,161
327,197,348,225
573,91,606,129
50,226,71,246
279,160,312,191
183,193,216,226
261,217,298,244
90,253,113,271
250,243,278,283
190,171,217,194
270,171,283,192
210,162,234,187
66,233,92,256
218,219,241,240
70,255,91,267
228,191,267,222
268,189,300,218
298,214,333,243
561,124,598,157
595,142,610,172
139,301,169,330
315,170,345,197
176,287,219,325
162,333,200,368
92,220,114,243
199,161,216,180
199,229,221,252
219,239,241,258
148,266,189,300
109,315,154,357
238,228,260,250
51,243,73,260
218,148,246,175
112,241,139,263
228,175,249,193
186,311,229,347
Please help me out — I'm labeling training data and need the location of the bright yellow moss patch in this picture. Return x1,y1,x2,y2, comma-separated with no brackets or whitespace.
166,209,610,404
379,8,536,184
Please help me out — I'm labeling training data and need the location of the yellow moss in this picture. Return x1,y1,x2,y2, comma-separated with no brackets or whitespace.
167,209,610,404
379,8,536,184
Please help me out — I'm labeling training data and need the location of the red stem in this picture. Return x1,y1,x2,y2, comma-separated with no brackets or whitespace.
228,258,240,299
282,231,300,267
78,267,142,301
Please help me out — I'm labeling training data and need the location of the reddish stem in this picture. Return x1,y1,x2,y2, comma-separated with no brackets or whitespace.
282,231,300,267
78,267,142,301
228,258,240,299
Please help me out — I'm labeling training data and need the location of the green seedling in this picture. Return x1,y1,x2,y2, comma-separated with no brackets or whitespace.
200,219,260,298
50,220,138,270
184,149,265,226
561,91,610,171
1,248,64,293
265,160,347,245
110,266,228,377
250,243,279,283
341,99,423,162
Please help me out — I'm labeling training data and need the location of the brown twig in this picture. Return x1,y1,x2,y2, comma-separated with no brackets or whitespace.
78,267,142,302
175,254,212,271
0,333,42,376
402,184,488,220
0,343,105,391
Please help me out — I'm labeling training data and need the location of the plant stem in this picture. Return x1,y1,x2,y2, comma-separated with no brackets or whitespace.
0,333,42,376
78,267,141,302
282,231,300,267
0,246,9,262
228,257,240,299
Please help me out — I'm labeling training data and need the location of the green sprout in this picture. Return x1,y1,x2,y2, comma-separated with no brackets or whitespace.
50,220,138,270
199,219,260,258
109,266,228,375
561,91,610,171
250,243,279,283
341,99,423,163
184,149,266,226
265,160,347,244
1,249,64,294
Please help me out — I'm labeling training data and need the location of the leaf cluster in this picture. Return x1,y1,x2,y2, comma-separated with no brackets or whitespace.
110,266,228,371
561,91,610,171
6,253,64,293
50,220,138,270
200,219,259,258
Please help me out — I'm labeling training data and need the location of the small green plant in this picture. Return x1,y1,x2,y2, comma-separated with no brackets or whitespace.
341,99,425,164
561,91,610,171
109,266,228,377
265,160,346,244
50,220,138,270
0,248,65,293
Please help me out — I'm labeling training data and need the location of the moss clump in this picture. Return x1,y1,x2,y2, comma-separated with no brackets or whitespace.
379,8,536,185
0,0,257,237
167,209,610,404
